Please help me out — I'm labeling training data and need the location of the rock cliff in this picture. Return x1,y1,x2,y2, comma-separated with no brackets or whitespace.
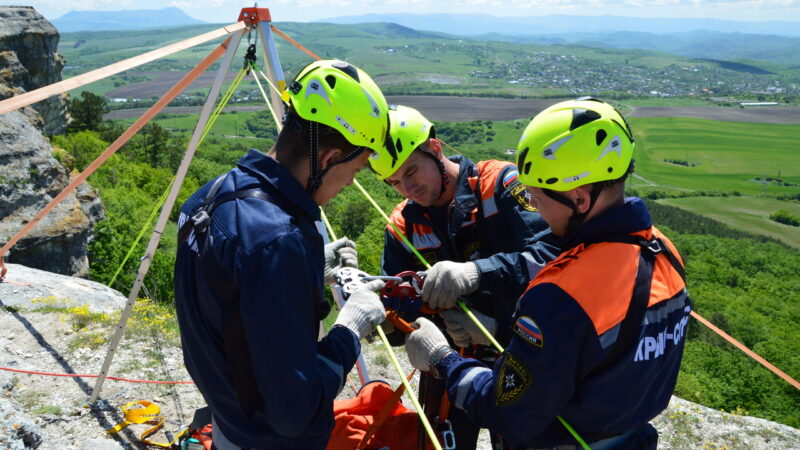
0,6,69,136
0,6,104,277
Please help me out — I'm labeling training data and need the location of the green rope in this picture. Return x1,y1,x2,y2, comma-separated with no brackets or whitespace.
249,62,282,132
107,178,174,289
107,67,249,291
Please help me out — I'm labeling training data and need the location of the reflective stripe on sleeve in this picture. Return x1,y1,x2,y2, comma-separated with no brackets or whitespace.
454,366,491,410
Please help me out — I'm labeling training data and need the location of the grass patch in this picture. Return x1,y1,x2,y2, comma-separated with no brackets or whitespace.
628,117,800,196
32,405,63,415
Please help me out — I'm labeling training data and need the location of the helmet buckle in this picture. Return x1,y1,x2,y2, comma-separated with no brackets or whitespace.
288,80,302,94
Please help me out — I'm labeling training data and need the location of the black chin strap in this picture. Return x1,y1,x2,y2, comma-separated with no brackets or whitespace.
305,120,368,194
543,185,604,236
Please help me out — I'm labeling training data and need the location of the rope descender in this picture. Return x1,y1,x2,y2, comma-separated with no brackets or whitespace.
335,268,444,333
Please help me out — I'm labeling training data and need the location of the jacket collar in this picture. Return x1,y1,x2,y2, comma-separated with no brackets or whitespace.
560,197,653,250
236,149,320,222
451,154,479,212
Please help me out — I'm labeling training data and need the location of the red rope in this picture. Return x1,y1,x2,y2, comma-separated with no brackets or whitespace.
0,366,194,384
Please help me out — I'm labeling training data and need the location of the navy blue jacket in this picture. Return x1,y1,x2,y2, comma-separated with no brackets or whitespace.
382,155,559,330
435,198,691,447
174,150,359,449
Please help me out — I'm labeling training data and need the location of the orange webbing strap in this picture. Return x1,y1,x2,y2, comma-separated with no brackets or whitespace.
0,34,235,282
356,369,417,450
107,400,188,448
0,22,246,116
691,311,800,390
270,25,322,60
436,385,451,424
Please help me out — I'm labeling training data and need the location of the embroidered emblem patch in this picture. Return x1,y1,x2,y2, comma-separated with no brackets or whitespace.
496,353,533,406
509,183,537,212
502,170,520,189
515,316,544,348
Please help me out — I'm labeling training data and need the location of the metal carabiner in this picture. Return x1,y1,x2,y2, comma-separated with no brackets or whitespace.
435,418,457,450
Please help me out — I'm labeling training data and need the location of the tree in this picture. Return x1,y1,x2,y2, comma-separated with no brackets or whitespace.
246,109,278,139
68,91,108,132
141,123,171,168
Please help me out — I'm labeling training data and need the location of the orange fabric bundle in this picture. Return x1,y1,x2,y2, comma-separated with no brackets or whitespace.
327,381,432,450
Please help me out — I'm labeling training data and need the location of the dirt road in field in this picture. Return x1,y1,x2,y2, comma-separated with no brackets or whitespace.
104,94,800,124
629,106,800,124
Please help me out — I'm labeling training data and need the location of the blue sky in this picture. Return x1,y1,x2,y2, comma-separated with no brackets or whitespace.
23,0,800,23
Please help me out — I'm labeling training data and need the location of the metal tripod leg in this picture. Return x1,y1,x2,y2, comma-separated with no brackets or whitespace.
332,285,371,385
89,28,247,404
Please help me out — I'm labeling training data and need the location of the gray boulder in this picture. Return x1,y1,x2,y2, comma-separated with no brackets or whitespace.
0,263,126,314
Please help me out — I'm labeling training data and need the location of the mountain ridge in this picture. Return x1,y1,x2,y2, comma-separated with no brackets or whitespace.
52,7,205,32
319,13,800,37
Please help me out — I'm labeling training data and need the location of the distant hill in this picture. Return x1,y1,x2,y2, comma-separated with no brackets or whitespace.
53,7,205,32
320,13,800,38
469,30,800,66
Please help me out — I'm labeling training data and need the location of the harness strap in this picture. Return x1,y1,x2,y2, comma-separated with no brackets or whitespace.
584,233,686,377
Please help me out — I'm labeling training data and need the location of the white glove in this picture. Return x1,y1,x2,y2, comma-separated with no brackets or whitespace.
405,318,452,372
324,238,358,285
422,261,480,309
440,309,496,348
334,280,386,339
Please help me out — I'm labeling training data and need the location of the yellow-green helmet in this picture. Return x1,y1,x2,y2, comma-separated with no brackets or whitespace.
369,105,434,180
284,59,388,152
516,97,634,191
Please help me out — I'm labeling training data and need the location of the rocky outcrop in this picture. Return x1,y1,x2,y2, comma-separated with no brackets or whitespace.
0,111,104,277
0,6,68,136
0,7,104,277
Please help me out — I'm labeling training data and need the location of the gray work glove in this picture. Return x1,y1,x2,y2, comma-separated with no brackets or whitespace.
334,280,386,340
405,318,452,372
324,238,358,285
440,309,497,348
422,261,480,309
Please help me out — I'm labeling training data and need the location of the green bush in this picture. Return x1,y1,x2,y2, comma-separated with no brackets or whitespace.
769,209,800,227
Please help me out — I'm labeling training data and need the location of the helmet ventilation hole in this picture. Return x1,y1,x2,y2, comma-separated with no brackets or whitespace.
325,75,336,89
608,167,613,173
596,129,607,146
546,178,558,185
311,108,317,114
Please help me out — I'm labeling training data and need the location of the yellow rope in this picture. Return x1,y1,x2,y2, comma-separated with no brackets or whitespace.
107,178,174,289
249,62,282,132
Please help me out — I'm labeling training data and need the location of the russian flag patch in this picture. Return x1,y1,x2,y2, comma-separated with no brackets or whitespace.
515,316,543,348
502,170,519,189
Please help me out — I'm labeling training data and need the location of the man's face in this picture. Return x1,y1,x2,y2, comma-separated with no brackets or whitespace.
526,186,573,237
384,150,443,207
313,150,371,206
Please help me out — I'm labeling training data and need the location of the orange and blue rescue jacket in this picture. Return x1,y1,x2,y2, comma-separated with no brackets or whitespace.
435,197,692,448
382,155,559,328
